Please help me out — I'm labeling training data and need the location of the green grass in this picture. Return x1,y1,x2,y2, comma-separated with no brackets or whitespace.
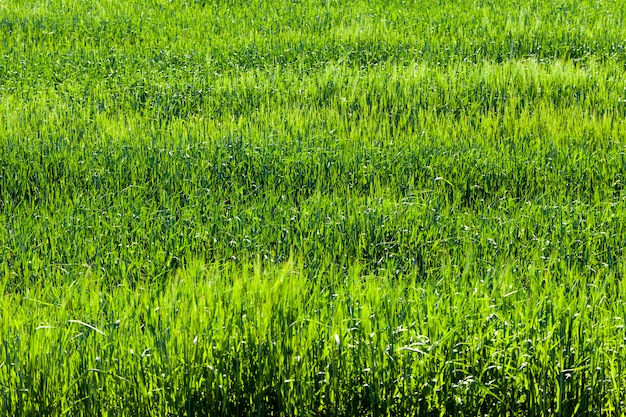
4,261,626,415
2,0,626,415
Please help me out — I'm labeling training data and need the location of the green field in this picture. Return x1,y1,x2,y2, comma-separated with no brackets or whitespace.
2,0,626,415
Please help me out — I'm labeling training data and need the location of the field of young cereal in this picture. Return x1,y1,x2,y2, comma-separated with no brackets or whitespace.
2,0,626,415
